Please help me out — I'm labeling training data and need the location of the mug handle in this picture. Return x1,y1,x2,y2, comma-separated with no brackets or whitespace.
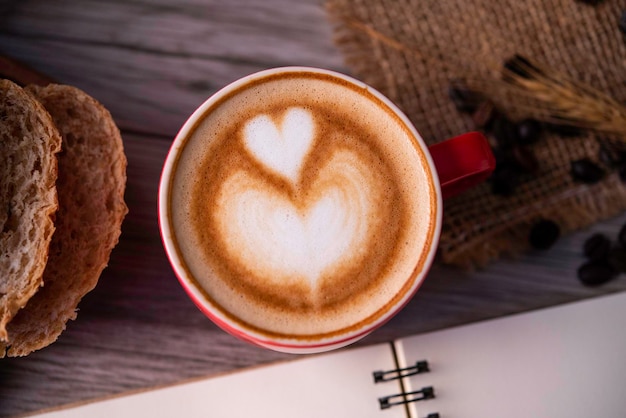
428,132,496,199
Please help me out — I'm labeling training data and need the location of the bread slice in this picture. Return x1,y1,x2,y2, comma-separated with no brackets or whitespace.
0,79,61,342
2,84,128,357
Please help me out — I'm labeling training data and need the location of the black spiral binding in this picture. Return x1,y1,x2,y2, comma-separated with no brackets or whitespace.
378,386,435,410
373,360,439,416
373,361,430,383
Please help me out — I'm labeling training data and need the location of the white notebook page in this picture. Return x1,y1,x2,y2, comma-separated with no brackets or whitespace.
30,342,404,418
395,291,626,418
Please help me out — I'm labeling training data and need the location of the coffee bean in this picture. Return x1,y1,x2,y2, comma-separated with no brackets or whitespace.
492,116,518,149
491,167,519,196
570,158,605,184
448,85,482,113
618,224,626,248
515,119,542,145
511,145,539,174
471,100,496,130
608,247,626,274
529,219,560,250
492,146,512,169
583,233,611,261
577,260,617,286
492,146,519,173
494,146,528,170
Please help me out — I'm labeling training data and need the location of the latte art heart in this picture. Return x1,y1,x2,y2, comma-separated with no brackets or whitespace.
214,149,376,292
243,107,314,184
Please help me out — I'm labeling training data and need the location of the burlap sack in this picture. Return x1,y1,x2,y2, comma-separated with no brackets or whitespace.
326,0,626,268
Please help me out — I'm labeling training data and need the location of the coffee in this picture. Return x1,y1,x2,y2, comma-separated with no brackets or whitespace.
164,70,438,343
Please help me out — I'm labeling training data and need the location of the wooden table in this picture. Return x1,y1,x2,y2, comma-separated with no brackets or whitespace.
1,1,625,416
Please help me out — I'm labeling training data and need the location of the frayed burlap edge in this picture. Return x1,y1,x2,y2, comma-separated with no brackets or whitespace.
325,0,626,269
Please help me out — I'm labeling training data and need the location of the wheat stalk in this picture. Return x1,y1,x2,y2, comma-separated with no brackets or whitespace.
499,55,626,136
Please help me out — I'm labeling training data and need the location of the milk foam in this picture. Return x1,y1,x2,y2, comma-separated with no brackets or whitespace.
214,148,376,294
169,72,438,339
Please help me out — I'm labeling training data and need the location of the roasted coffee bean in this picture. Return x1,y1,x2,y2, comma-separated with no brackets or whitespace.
493,147,523,173
492,116,518,149
471,100,496,130
583,233,611,261
620,10,626,35
492,146,512,169
448,85,482,113
577,260,617,286
515,119,542,145
570,158,605,184
607,247,626,273
511,145,539,174
490,167,519,196
495,145,526,165
529,219,560,250
618,223,626,248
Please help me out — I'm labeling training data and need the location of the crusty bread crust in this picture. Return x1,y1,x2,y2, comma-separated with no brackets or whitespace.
0,79,60,342
2,84,127,356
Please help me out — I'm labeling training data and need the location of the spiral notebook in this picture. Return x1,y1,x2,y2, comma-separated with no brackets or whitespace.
30,291,626,418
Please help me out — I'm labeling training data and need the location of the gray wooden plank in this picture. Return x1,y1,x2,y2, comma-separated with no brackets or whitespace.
0,0,345,136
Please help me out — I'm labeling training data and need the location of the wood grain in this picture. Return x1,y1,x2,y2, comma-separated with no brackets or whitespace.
0,0,345,136
1,1,625,417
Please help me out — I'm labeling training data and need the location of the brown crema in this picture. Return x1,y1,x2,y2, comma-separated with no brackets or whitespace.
167,71,437,342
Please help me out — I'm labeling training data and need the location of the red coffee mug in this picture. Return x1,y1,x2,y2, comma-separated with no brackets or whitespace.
159,67,495,353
